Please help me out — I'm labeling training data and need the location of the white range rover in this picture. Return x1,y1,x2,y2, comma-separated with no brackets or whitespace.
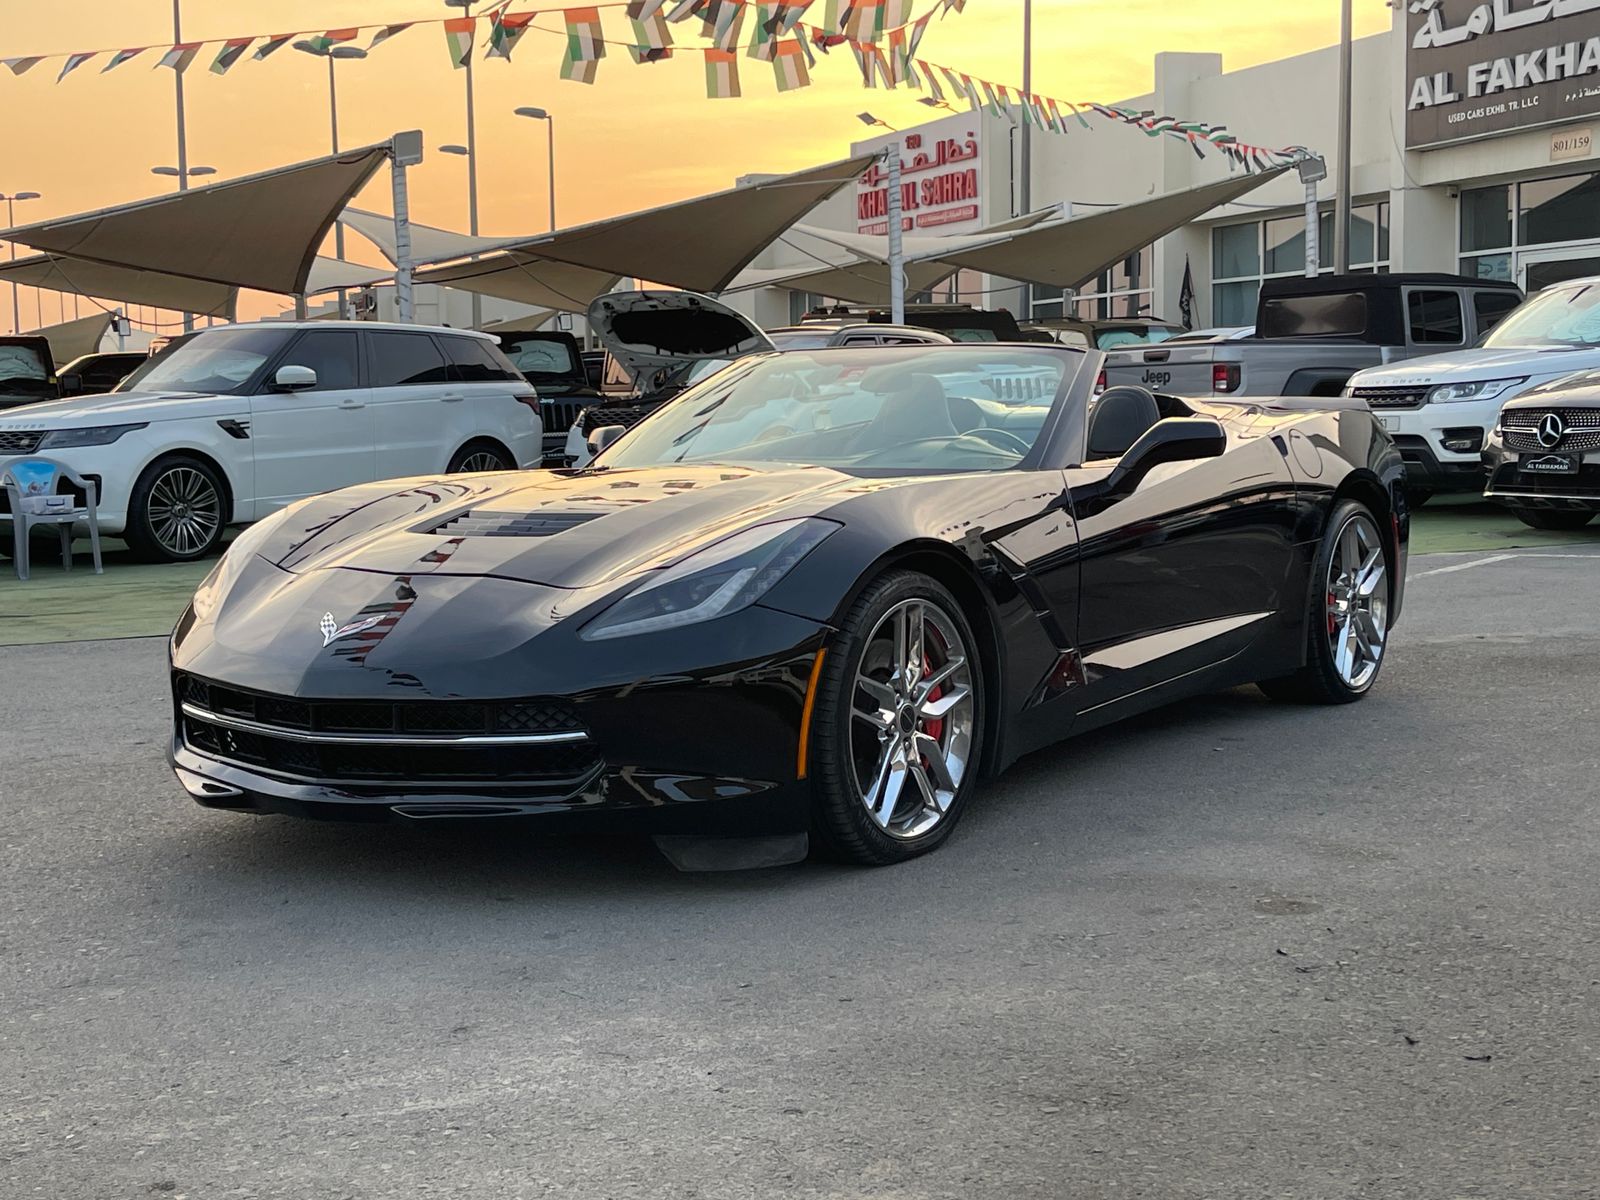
0,320,541,562
1344,277,1600,503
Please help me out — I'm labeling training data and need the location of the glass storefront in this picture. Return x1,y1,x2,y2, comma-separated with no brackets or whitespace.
1030,244,1158,321
1460,170,1600,291
1211,202,1390,326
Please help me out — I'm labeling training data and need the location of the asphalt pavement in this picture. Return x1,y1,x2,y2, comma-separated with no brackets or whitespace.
4,547,1600,1199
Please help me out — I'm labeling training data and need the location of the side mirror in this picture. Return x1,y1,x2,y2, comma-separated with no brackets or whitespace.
587,424,627,456
271,364,317,392
59,372,83,396
1101,418,1228,500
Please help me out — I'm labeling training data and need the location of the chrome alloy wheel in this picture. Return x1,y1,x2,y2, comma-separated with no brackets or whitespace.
147,466,222,557
849,598,976,840
456,450,508,473
1326,512,1388,691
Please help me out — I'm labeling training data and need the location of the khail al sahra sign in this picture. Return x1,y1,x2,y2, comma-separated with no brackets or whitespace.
1406,0,1600,150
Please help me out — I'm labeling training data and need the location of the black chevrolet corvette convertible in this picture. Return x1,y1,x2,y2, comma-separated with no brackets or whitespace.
169,344,1407,866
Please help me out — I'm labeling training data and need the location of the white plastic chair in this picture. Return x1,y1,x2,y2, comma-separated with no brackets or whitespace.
1,457,103,581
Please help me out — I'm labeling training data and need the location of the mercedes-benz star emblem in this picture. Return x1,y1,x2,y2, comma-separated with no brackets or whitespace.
320,611,383,647
1537,412,1566,449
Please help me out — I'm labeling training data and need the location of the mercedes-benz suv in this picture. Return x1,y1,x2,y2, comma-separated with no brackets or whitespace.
1484,369,1600,531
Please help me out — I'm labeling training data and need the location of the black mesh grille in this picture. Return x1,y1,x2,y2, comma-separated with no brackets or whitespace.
1505,428,1600,452
579,403,658,434
1352,386,1429,410
174,672,595,789
0,431,45,455
541,396,588,434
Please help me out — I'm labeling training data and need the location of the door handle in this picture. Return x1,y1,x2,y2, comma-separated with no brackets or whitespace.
440,393,465,403
339,400,366,410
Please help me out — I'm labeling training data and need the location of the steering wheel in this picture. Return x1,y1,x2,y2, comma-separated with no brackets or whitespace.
954,427,1033,454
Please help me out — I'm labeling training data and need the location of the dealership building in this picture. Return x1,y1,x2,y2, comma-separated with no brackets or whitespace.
734,0,1600,331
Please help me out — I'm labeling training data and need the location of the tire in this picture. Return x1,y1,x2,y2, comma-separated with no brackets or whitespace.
1259,499,1391,705
124,455,228,563
1403,488,1433,509
1510,507,1594,531
448,439,515,474
809,570,984,866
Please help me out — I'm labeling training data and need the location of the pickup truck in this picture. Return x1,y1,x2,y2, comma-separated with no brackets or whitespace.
1100,274,1523,401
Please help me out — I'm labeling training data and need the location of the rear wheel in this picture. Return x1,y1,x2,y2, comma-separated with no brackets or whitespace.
1259,500,1390,705
809,571,984,866
448,440,514,474
124,455,227,563
1510,507,1594,531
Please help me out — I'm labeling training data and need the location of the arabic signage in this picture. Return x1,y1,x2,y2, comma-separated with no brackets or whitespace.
856,119,983,236
1406,0,1600,149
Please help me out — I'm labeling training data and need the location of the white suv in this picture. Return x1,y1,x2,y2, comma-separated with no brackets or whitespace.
1344,279,1600,502
0,320,541,562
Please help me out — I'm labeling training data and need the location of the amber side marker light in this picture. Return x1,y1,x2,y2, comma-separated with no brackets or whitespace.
796,648,828,780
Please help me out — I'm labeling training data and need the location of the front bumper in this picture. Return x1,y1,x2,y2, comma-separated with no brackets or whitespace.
1483,439,1600,510
1391,434,1488,492
168,601,829,835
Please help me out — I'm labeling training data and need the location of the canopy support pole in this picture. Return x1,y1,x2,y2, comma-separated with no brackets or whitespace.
885,144,905,326
390,158,416,324
294,294,308,319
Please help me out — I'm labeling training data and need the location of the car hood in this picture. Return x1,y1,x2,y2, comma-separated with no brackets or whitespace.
262,464,860,589
1351,346,1600,387
586,289,772,393
0,388,241,428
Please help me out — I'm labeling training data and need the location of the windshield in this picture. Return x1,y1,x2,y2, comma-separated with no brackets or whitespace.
769,330,836,350
1097,326,1182,350
1482,283,1600,349
502,337,582,381
119,327,289,394
599,346,1077,474
0,343,53,398
943,328,999,343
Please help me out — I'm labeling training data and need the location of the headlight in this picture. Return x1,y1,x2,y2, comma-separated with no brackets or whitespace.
579,518,838,642
37,423,148,449
188,507,296,623
1427,378,1526,404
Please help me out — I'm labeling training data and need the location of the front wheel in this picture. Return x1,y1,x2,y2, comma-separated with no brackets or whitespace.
1259,500,1391,705
124,455,228,563
1510,507,1594,531
809,571,984,866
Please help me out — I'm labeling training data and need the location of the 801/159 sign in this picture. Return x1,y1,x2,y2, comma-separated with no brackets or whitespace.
1406,0,1600,150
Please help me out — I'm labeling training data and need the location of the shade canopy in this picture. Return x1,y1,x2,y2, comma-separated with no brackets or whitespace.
414,255,623,313
418,155,875,298
304,257,396,295
28,311,114,365
340,207,534,267
0,253,238,318
0,143,392,296
895,169,1290,289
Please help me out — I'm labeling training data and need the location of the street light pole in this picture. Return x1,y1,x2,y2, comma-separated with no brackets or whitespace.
447,0,483,328
1333,0,1354,273
1,191,42,334
172,0,193,332
513,107,557,230
296,42,367,319
1019,0,1033,317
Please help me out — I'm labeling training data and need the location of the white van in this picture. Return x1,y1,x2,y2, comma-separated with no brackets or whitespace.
0,321,541,562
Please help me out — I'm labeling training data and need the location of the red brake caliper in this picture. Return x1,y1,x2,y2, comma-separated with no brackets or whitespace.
921,653,945,744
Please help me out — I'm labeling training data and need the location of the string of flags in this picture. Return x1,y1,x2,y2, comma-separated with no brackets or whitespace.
0,0,1303,170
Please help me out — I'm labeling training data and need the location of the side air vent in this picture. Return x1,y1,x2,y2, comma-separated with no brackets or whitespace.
427,510,602,538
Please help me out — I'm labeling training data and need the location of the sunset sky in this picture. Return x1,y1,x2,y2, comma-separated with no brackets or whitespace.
1,1,1389,333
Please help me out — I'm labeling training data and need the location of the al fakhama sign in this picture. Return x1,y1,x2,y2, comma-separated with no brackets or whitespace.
1406,0,1600,149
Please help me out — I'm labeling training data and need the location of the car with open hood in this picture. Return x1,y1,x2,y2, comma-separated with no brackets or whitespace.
168,341,1408,869
563,290,772,466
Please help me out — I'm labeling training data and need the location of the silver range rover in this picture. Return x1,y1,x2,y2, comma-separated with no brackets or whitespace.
1483,370,1600,531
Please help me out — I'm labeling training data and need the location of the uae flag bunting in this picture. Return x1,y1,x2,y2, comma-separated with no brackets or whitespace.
566,8,606,61
666,0,709,21
920,60,943,102
772,3,808,34
629,7,673,61
844,0,886,42
2,56,44,75
254,35,292,60
626,0,670,18
704,47,740,97
817,0,845,35
560,44,599,83
210,38,253,75
444,17,475,68
772,37,810,90
368,23,413,50
711,2,745,51
884,0,914,28
905,12,932,60
487,10,535,59
101,47,145,73
57,52,95,82
156,43,201,73
747,4,779,59
302,29,358,55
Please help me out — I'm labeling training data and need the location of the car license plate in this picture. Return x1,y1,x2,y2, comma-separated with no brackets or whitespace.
1377,415,1399,431
1521,452,1580,476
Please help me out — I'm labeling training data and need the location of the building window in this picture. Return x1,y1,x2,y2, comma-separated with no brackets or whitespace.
1211,201,1390,329
1040,244,1157,322
1460,170,1600,281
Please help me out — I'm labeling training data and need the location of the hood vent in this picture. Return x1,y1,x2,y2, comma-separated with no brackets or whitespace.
427,509,602,538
